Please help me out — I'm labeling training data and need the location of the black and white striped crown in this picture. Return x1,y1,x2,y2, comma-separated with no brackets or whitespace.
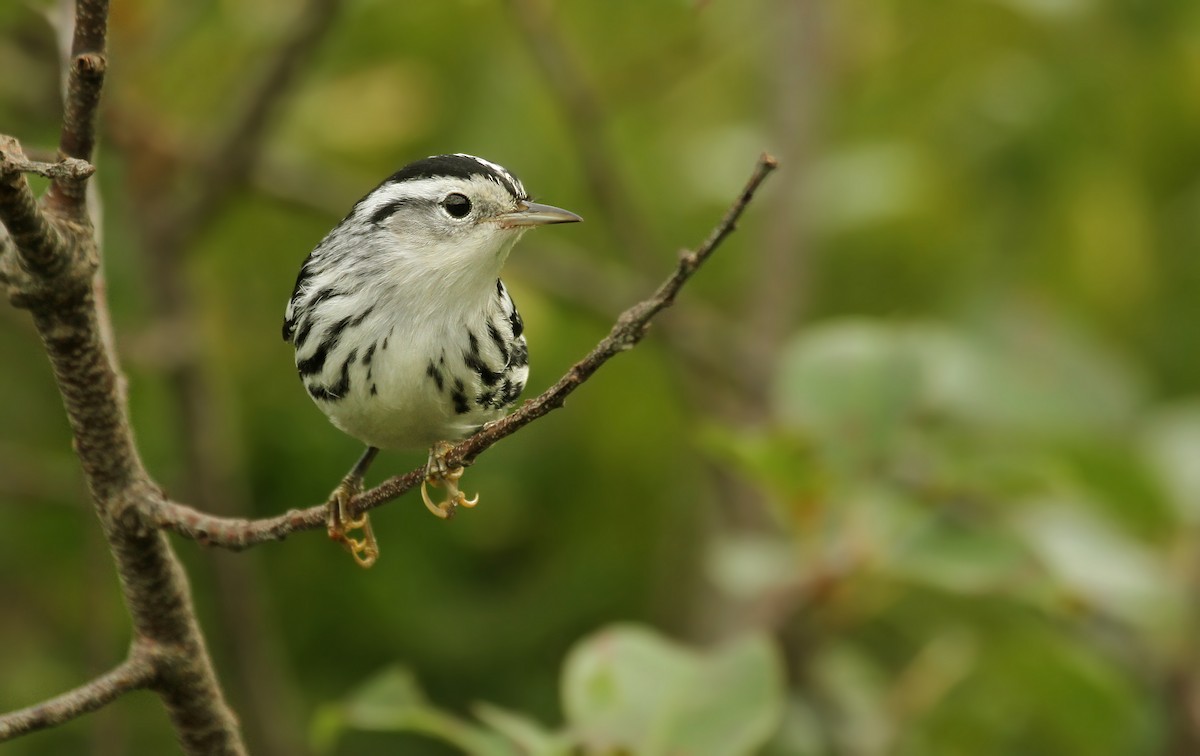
383,154,528,202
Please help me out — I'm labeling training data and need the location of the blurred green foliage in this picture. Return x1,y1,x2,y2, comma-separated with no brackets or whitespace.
2,0,1199,754
312,626,781,754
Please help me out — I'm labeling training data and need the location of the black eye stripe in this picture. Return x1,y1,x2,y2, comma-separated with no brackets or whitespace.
369,198,410,225
442,193,472,219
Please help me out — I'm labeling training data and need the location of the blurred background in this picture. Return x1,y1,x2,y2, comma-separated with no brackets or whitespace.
2,0,1200,753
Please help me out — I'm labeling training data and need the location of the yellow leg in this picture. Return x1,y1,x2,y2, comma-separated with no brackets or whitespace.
421,441,479,519
326,447,380,568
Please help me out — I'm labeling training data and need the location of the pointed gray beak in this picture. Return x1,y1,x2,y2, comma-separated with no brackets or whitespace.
495,201,583,228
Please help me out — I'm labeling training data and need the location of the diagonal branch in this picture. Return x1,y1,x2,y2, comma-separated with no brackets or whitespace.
0,651,156,742
154,153,779,550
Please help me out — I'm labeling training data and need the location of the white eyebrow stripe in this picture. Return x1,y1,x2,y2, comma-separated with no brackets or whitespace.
454,153,527,199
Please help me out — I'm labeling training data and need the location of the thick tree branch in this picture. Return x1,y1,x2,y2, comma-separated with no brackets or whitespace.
0,651,156,742
155,153,779,549
0,2,247,752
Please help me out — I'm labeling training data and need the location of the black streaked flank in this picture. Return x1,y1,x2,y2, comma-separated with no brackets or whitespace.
486,321,509,363
509,308,524,339
283,261,318,341
296,307,373,378
464,350,503,387
426,361,445,392
307,348,355,402
297,314,351,376
351,305,375,327
510,341,529,369
451,376,469,414
500,377,522,406
308,287,344,309
287,285,345,340
293,318,314,349
305,382,328,401
297,335,334,377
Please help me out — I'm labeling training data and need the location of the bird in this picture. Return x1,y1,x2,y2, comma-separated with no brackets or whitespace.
283,153,581,567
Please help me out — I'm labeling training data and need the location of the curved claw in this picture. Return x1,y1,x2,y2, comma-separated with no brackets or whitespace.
344,518,378,568
327,480,379,568
421,478,453,519
422,447,480,518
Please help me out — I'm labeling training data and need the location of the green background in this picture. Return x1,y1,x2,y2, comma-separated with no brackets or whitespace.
2,0,1199,753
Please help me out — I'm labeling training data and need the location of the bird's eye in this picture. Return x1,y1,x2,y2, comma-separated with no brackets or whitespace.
441,193,472,219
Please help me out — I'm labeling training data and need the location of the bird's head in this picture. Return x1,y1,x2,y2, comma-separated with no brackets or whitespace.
348,154,581,289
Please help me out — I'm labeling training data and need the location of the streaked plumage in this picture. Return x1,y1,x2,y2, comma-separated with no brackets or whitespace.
283,154,581,565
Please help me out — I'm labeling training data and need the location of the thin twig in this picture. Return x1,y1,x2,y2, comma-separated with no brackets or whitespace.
0,653,156,742
0,152,95,181
47,0,107,213
155,153,779,549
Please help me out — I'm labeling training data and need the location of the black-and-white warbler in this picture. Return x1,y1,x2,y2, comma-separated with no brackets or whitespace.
283,154,581,566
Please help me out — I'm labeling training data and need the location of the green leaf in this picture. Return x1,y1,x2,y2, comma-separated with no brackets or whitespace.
1140,402,1200,524
1014,502,1183,631
311,666,518,756
473,702,572,756
773,319,923,464
807,644,892,755
888,519,1031,597
562,624,785,756
706,532,801,601
773,315,1143,451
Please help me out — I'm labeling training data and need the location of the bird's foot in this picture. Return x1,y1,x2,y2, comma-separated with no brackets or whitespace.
326,475,378,568
421,441,478,519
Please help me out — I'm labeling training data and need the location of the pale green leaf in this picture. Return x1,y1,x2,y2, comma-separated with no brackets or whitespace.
562,624,784,756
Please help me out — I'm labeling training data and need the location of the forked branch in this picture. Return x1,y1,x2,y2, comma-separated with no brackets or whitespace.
0,1,247,752
155,153,779,549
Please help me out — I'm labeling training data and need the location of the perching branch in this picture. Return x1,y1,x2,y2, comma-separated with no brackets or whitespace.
0,651,156,741
153,152,779,549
